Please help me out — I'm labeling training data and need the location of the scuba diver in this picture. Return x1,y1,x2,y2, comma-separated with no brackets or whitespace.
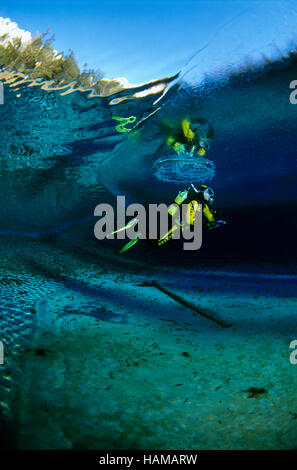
105,116,221,253
155,184,226,249
164,117,214,157
109,184,226,254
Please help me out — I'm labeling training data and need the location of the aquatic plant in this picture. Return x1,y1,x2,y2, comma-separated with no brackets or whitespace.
0,31,104,92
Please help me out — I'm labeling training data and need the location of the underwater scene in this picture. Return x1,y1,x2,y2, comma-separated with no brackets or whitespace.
0,0,297,452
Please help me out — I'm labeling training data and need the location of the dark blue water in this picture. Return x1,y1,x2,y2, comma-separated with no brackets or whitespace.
1,49,297,259
0,24,297,450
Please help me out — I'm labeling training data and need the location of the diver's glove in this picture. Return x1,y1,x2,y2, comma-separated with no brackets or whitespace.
176,143,185,155
208,220,227,230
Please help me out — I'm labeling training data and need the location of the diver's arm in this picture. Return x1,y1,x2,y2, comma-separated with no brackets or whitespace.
203,204,227,230
203,204,216,224
166,136,184,153
166,135,176,148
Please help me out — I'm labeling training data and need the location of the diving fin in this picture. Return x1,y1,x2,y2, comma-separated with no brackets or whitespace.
118,236,140,254
107,217,139,239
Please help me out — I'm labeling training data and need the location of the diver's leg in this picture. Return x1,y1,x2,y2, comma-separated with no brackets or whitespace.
156,223,183,247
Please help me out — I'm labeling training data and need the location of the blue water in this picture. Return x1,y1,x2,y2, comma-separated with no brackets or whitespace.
0,11,297,450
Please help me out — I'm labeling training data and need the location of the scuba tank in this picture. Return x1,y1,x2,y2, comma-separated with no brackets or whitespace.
168,189,189,217
174,190,188,205
173,185,202,225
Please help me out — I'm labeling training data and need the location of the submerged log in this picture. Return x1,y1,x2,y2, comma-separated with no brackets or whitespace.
150,279,231,328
